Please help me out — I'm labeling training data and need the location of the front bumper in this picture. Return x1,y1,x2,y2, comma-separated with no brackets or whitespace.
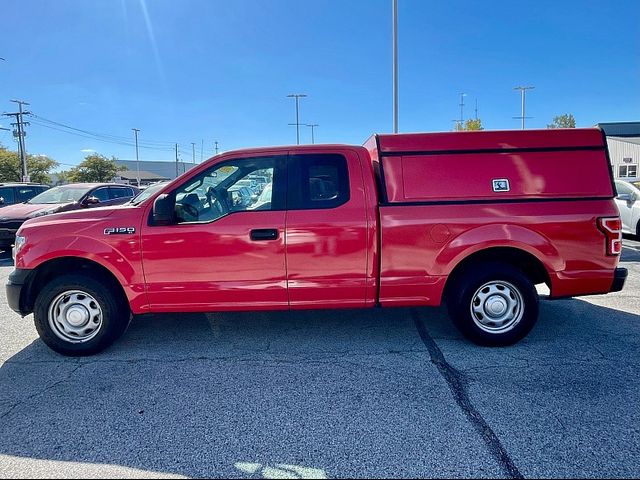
610,267,628,293
6,268,32,316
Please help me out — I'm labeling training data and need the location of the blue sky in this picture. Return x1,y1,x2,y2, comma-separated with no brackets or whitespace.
0,0,638,170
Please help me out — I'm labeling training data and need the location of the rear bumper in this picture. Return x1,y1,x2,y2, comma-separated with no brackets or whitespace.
610,267,627,293
6,268,32,316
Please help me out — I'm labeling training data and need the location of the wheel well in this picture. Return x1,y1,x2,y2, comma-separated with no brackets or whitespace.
444,247,551,301
23,257,129,314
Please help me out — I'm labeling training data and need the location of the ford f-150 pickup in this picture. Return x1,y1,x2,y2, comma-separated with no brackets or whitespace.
6,128,627,356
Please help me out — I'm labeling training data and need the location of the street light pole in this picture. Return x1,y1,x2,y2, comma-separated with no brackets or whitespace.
513,86,535,129
459,92,466,125
392,0,399,133
306,124,319,144
132,128,140,187
287,94,307,145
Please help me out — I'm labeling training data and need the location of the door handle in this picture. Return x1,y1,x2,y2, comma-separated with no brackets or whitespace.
250,229,279,241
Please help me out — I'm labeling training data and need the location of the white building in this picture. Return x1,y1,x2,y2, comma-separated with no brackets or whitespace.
597,122,640,183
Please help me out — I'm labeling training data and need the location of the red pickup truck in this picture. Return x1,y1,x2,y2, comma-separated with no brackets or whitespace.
6,128,626,356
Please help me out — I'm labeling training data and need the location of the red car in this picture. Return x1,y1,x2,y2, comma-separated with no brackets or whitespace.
0,183,139,250
6,128,625,355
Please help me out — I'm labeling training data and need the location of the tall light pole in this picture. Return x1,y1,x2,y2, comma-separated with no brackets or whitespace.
287,93,307,145
306,124,319,144
459,92,466,125
132,128,140,187
392,0,399,133
191,142,196,164
513,86,534,129
214,141,219,155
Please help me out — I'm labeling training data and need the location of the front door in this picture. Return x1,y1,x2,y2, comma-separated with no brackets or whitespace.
141,154,288,312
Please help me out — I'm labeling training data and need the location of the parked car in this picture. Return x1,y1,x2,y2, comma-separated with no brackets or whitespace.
0,183,139,249
614,180,640,236
0,183,49,208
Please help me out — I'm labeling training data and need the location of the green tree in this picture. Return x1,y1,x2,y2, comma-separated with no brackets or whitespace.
0,147,58,184
455,118,484,131
547,114,576,129
68,154,121,182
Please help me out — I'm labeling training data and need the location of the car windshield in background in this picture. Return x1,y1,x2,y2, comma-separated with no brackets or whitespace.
27,186,89,204
131,182,169,205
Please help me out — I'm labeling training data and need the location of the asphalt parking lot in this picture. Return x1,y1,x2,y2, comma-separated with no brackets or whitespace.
0,244,639,479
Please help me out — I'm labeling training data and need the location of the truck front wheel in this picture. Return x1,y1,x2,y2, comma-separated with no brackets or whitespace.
34,274,131,356
447,262,539,346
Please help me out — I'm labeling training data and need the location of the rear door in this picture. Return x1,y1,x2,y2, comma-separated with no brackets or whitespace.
285,150,370,308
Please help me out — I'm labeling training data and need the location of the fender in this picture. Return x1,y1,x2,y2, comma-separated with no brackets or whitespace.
16,234,149,312
436,223,564,277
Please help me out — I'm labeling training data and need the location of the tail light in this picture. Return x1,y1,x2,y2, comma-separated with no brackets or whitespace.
598,217,622,256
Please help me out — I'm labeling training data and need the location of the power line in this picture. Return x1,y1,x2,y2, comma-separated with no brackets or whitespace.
31,114,176,147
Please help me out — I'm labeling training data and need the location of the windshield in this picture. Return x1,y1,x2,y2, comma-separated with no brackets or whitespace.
130,181,169,205
27,186,89,204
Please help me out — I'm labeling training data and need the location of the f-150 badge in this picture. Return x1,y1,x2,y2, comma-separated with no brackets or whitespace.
104,227,136,235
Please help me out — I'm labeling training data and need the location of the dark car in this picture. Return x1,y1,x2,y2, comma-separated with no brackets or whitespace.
0,183,139,250
0,183,50,208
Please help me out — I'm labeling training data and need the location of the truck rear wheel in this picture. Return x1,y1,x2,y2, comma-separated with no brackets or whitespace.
34,274,131,356
446,261,539,346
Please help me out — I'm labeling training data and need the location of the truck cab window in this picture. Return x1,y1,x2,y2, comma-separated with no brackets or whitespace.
172,156,283,224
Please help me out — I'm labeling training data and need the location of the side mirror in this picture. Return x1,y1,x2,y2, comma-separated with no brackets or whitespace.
0,197,4,205
82,196,100,206
617,193,635,203
153,193,174,225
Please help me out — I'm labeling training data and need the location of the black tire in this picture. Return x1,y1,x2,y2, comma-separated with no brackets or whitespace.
33,274,131,356
446,261,539,346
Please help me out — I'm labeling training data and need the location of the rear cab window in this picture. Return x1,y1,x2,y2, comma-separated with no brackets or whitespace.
287,154,350,210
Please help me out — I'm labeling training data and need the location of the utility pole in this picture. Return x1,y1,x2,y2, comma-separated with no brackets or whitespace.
513,86,534,129
214,141,219,155
191,142,196,164
392,0,399,133
286,93,307,145
175,143,179,178
132,128,140,187
475,98,478,120
4,100,31,182
459,92,466,125
200,139,204,163
306,124,319,144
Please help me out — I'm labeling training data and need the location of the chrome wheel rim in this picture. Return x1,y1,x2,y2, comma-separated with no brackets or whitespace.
470,281,524,334
48,290,103,343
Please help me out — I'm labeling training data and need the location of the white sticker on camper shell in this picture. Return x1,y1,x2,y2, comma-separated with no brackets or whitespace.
492,179,510,192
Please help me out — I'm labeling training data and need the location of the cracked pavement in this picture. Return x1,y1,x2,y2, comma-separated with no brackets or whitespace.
0,242,639,479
